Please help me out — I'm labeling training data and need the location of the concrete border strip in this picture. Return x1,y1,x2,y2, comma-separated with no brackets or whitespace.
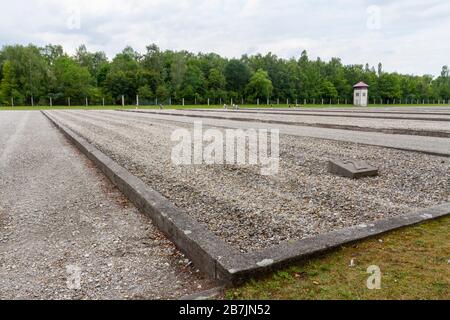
237,203,450,276
42,110,450,286
179,286,226,301
117,109,450,138
41,110,245,284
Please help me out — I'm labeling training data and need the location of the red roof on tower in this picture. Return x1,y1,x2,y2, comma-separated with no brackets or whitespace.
353,82,369,88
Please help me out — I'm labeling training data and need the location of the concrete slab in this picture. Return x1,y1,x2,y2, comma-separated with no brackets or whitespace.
328,159,379,179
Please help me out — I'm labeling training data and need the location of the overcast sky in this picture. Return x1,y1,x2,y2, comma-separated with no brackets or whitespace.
1,0,449,76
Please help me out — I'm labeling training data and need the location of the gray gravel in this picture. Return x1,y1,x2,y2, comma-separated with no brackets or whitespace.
239,106,450,113
120,111,450,156
130,110,450,133
0,111,214,300
48,110,450,253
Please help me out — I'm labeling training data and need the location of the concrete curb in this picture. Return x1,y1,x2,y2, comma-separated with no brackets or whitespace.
41,111,245,284
117,109,450,138
238,203,450,276
179,286,226,300
42,110,450,286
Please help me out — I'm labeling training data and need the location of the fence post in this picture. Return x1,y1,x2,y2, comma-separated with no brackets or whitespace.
85,97,88,107
50,97,52,107
102,98,105,107
122,95,125,107
257,98,260,106
68,98,71,107
11,97,14,107
182,98,185,106
136,95,139,107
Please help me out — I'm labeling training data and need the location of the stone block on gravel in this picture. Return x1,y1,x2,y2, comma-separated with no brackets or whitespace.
328,159,379,179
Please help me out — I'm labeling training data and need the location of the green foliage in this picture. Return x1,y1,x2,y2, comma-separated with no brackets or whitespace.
0,44,448,106
245,69,273,100
321,80,338,99
378,73,402,100
51,55,92,101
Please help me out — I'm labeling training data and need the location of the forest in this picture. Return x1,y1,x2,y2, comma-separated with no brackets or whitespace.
0,44,449,106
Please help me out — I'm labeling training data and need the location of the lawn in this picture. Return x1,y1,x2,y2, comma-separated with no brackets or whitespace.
225,216,450,300
1,103,449,111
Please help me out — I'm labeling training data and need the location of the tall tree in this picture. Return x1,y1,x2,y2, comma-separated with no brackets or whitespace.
245,69,273,100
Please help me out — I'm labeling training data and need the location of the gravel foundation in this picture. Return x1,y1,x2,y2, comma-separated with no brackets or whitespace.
48,110,450,253
132,110,450,133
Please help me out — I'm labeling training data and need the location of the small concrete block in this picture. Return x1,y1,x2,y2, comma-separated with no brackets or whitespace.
256,259,274,268
328,159,379,179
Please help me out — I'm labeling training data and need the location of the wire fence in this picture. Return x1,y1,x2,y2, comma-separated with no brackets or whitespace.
3,95,450,107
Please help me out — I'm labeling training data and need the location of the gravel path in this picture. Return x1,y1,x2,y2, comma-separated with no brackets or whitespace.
120,111,450,156
190,109,450,120
129,110,450,133
48,110,450,253
0,111,214,300
239,106,450,114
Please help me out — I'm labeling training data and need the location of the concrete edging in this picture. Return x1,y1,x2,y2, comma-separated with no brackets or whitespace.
238,203,450,277
42,110,450,286
41,110,245,284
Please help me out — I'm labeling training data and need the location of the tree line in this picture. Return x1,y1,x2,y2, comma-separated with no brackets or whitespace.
0,43,449,106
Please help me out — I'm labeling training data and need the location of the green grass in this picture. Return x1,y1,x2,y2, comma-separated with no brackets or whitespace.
1,103,449,111
225,217,450,300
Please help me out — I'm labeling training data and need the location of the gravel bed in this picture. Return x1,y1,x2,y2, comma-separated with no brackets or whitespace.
192,109,450,120
49,110,450,253
240,106,450,113
0,112,214,299
137,110,450,133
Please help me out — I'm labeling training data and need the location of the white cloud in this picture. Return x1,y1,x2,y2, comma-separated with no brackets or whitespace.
0,0,448,76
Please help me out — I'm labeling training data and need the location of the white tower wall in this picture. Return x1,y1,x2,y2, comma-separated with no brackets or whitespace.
354,88,368,107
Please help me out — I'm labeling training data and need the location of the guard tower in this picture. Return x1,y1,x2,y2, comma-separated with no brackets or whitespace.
353,82,369,107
